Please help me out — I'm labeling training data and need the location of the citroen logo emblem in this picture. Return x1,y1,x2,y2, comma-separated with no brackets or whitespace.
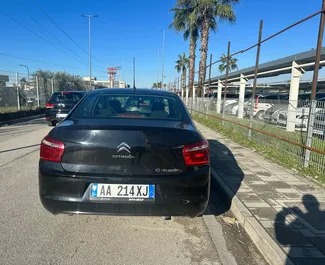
117,142,131,153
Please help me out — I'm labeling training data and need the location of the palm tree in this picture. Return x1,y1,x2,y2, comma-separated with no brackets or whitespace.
170,0,199,97
175,53,189,94
218,54,238,73
198,0,239,96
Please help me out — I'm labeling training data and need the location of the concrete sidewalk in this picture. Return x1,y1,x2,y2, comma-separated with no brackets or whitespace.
196,121,325,265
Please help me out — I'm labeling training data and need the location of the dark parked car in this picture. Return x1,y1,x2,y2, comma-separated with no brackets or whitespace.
39,89,211,217
45,91,87,126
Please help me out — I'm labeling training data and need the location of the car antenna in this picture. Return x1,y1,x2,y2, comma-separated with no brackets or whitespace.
133,57,136,91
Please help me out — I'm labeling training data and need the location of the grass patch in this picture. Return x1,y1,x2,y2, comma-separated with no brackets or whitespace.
0,107,45,123
192,112,325,184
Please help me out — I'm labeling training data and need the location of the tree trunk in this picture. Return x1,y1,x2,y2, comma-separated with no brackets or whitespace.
182,68,187,97
181,72,184,97
198,11,211,97
188,36,196,98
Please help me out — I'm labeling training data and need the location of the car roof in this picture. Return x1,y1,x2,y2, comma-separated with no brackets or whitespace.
89,88,177,96
53,91,87,93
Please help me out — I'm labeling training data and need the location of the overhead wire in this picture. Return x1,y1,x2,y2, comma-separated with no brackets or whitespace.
3,12,89,65
0,52,85,70
175,8,325,87
16,3,89,64
31,0,108,68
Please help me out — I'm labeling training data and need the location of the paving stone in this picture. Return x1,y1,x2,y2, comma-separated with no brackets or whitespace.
278,175,303,182
242,174,261,181
237,193,264,202
283,247,325,258
267,228,313,247
275,188,301,194
298,229,317,237
258,191,286,201
270,170,293,175
250,207,280,221
268,181,293,189
257,175,281,182
260,220,294,229
246,180,266,185
283,193,303,199
308,237,325,255
285,202,325,231
291,220,308,229
248,183,275,194
293,185,317,193
245,202,270,208
254,171,272,176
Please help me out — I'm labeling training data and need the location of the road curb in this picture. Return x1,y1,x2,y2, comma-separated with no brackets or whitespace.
207,168,294,265
0,114,45,127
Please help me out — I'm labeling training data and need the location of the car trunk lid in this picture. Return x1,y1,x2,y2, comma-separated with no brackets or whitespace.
51,120,201,175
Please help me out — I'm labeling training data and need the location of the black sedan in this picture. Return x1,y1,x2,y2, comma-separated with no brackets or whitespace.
45,91,87,126
39,89,210,217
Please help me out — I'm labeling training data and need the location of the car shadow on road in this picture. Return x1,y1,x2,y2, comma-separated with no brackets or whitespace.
204,139,244,216
0,144,40,154
11,118,47,126
274,194,325,265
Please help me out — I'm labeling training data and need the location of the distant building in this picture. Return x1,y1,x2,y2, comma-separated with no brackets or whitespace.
113,80,126,88
82,77,126,88
82,77,97,82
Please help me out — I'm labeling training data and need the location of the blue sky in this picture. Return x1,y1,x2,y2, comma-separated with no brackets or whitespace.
0,0,324,87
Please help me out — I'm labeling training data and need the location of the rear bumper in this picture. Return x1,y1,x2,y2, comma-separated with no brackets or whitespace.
39,162,210,217
40,198,208,217
45,110,68,123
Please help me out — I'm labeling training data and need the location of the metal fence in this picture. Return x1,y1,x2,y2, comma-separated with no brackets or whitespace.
0,85,48,113
184,96,325,176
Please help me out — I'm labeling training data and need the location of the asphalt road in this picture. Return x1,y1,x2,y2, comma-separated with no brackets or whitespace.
0,119,267,265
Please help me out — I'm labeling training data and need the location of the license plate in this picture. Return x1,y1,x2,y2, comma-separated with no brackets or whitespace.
313,129,324,136
56,113,67,118
90,184,155,201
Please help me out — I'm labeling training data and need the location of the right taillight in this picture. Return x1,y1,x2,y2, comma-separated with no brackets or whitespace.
183,140,210,166
46,103,54,108
40,136,65,162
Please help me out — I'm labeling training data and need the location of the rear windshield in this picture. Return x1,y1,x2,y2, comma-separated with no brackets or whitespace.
49,92,85,103
70,93,182,120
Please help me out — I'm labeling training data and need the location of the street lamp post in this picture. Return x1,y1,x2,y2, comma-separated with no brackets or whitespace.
161,29,165,90
18,64,30,82
82,14,98,91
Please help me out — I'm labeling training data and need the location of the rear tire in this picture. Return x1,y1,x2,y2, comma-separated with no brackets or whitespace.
48,121,57,127
255,111,265,121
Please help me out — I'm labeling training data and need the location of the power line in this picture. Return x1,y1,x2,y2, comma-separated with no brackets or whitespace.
0,52,85,70
4,12,88,65
31,0,107,67
16,3,89,64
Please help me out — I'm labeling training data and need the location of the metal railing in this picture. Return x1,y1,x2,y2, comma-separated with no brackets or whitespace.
185,97,325,176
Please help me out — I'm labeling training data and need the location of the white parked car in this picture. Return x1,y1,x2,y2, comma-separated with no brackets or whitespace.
277,98,325,131
245,94,279,120
313,109,325,137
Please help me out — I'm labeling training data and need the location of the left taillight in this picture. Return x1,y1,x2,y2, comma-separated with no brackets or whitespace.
46,103,54,108
40,136,64,162
183,140,210,166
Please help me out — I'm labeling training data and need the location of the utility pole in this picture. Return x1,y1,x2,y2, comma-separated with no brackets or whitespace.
16,73,21,111
51,78,54,94
248,20,263,138
133,57,136,90
304,0,325,167
161,29,165,90
36,75,40,107
82,14,98,91
19,64,30,91
156,49,160,89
